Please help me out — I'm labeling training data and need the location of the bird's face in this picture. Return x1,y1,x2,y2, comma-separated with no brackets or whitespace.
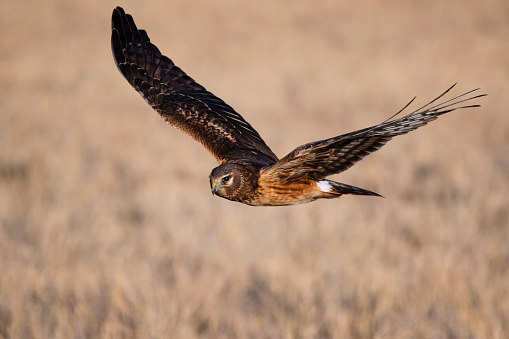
209,164,243,200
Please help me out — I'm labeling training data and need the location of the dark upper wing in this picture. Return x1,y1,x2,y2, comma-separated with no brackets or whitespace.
262,85,485,182
111,7,278,165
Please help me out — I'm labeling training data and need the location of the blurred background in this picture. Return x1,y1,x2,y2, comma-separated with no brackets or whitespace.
1,0,508,337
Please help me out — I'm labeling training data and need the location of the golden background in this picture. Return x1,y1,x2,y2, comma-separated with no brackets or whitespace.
1,0,508,337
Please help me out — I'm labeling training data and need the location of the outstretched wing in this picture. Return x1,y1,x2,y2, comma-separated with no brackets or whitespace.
111,7,278,165
262,85,485,182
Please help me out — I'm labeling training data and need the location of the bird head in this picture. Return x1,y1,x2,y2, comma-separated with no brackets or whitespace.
209,163,245,200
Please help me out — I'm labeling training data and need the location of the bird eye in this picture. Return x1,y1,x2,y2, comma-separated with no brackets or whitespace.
222,175,231,184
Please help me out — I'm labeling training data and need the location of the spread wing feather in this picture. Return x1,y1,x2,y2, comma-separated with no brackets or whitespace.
111,7,278,165
263,85,485,182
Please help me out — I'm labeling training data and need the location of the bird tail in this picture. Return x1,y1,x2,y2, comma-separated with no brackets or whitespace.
327,180,383,197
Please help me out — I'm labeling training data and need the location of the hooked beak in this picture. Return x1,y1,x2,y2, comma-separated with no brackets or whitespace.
211,180,219,195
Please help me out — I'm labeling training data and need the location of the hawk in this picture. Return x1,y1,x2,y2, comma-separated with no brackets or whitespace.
111,7,484,206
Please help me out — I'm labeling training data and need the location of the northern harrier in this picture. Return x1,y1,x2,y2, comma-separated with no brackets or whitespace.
111,7,484,206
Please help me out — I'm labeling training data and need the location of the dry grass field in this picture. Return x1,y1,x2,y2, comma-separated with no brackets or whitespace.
1,0,509,338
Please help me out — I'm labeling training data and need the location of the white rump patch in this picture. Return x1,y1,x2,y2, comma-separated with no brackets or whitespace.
317,180,333,193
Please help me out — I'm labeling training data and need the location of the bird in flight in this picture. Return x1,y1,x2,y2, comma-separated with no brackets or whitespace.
111,7,485,206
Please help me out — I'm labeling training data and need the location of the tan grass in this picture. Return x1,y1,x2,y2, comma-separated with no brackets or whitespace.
1,0,508,337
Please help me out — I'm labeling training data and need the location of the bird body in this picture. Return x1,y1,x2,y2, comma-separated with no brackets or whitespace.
111,7,484,206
